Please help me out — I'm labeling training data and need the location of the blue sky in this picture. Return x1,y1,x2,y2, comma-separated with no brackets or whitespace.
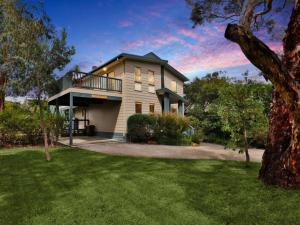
44,0,291,81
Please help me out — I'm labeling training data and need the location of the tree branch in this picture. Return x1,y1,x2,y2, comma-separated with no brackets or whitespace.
254,0,273,23
239,0,266,30
225,24,299,106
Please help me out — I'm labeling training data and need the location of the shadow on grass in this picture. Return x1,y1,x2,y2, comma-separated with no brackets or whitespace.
0,147,300,225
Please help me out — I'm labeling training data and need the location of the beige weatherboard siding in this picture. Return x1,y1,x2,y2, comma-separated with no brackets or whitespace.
164,69,184,95
48,52,188,140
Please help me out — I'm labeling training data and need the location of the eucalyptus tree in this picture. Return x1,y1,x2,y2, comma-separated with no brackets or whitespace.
187,0,300,187
25,23,75,161
2,1,75,160
0,0,34,110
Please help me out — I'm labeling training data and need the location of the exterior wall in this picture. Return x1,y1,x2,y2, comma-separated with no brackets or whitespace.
164,69,184,96
94,62,123,79
122,60,163,133
74,62,126,136
74,101,121,133
72,60,186,138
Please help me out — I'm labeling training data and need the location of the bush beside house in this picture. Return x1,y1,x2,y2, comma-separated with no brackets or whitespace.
127,114,156,143
127,114,198,146
0,102,65,147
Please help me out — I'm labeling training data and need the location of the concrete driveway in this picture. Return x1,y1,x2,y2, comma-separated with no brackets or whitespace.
63,137,264,162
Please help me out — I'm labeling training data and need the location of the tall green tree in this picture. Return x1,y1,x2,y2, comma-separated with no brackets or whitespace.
217,83,268,163
185,72,229,143
4,1,75,160
187,0,300,188
0,0,34,110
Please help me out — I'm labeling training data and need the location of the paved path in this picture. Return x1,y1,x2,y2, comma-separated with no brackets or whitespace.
63,138,264,162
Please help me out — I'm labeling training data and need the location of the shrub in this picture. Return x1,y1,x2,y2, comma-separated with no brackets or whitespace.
191,131,203,144
0,102,42,146
46,111,66,145
127,113,192,145
127,114,156,143
153,113,190,145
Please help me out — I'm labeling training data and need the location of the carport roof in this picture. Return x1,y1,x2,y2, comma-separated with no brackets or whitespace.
48,91,122,107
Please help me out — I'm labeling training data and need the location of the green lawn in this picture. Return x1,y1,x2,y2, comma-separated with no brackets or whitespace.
0,147,299,225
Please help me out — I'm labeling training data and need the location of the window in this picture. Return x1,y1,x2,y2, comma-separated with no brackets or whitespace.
135,102,142,114
148,70,155,85
148,85,155,93
171,106,177,114
135,67,141,82
171,80,177,92
149,103,155,113
135,83,142,91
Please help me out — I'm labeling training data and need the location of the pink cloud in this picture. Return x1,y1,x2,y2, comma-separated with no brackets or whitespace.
170,40,283,74
121,33,194,51
118,20,133,28
177,28,206,43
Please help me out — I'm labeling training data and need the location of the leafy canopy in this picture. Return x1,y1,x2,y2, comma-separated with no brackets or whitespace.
217,83,268,150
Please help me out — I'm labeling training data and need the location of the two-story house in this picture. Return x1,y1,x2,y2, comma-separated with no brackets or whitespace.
48,52,189,144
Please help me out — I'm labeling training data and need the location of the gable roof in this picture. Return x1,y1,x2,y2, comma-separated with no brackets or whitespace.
89,52,189,82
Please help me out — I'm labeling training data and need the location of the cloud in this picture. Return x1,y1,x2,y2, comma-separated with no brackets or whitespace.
121,33,194,51
170,39,283,74
118,20,133,28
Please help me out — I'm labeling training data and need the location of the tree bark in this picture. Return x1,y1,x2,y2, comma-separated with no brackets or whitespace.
244,129,250,163
259,3,300,188
225,2,300,187
38,96,51,161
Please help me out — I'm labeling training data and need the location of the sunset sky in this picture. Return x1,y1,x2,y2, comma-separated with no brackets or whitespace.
44,0,291,81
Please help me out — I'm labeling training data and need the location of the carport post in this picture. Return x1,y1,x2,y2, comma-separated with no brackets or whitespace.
163,93,170,113
69,93,73,146
178,100,184,116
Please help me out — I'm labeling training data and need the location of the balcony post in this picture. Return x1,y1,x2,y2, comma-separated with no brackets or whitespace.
69,93,73,146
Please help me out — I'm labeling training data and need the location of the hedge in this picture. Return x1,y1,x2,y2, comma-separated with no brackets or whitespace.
127,113,192,146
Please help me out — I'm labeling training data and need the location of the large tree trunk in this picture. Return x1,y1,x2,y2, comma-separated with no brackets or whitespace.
259,3,300,187
259,91,293,186
225,2,300,187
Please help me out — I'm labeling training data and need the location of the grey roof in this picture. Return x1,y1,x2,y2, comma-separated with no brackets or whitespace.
89,52,189,82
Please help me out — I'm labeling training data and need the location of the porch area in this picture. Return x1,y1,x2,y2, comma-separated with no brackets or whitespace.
48,88,123,146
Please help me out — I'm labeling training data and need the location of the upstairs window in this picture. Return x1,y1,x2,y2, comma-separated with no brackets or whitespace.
171,80,177,92
135,102,142,114
135,67,141,83
148,70,155,85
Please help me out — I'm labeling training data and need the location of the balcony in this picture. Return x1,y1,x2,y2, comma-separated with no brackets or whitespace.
72,71,122,92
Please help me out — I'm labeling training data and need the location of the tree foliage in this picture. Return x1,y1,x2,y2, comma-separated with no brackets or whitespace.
1,0,75,160
185,72,230,143
217,83,268,162
187,0,300,187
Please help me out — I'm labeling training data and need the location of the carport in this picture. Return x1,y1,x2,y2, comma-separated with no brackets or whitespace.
48,89,122,145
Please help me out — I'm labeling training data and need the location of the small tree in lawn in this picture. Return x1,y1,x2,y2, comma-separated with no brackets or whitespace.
18,3,75,161
217,83,267,164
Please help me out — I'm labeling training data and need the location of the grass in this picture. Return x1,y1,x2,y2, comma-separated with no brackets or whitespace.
0,147,300,225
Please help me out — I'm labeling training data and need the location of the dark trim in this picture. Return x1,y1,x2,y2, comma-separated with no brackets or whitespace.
156,88,186,102
72,92,122,101
89,52,189,82
161,65,165,88
69,93,73,145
